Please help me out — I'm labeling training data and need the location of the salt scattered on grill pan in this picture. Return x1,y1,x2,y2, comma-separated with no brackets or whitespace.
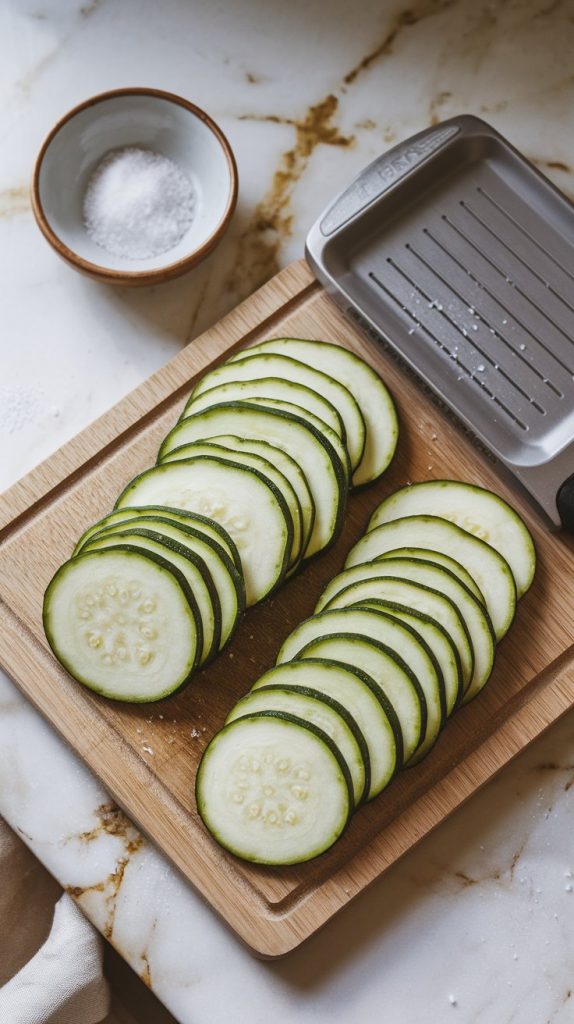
83,147,195,260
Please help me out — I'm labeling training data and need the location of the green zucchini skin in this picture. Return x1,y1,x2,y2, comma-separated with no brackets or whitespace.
83,514,245,649
323,576,474,696
81,527,223,666
243,397,352,483
43,547,203,702
157,402,348,558
353,600,464,713
196,711,353,865
230,337,399,488
346,515,517,642
284,626,427,765
116,456,294,607
184,375,346,441
186,351,367,471
73,505,242,570
252,657,402,798
228,683,370,807
160,441,305,571
200,433,316,558
278,602,448,733
374,547,486,605
368,480,536,598
318,556,495,703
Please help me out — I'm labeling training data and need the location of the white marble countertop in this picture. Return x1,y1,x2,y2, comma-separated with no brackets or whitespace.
2,1,574,1021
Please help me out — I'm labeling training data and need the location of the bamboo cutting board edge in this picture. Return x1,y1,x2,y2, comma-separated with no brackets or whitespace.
1,259,574,957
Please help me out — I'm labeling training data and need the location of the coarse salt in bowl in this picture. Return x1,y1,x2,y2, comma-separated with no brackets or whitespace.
32,88,238,286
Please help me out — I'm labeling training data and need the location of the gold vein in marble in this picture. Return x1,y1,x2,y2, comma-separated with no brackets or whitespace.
66,802,144,939
450,838,528,891
227,96,354,297
342,0,457,86
0,187,30,220
223,0,464,304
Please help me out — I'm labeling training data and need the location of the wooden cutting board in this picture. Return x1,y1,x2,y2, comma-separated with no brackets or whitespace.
1,260,574,958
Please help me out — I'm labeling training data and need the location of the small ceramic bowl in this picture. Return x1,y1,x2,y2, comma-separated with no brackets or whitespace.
32,88,238,286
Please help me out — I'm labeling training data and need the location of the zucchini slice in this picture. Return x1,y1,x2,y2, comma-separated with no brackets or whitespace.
73,505,242,570
157,403,347,558
368,481,536,598
243,397,351,483
318,557,494,702
353,601,463,714
43,548,201,701
83,516,243,650
116,457,292,606
372,557,494,702
232,337,398,487
196,712,353,865
346,515,517,641
161,442,304,571
203,434,315,556
279,603,443,758
227,683,368,807
375,547,485,605
278,602,456,716
323,576,474,697
81,529,220,666
292,632,424,764
183,377,345,440
187,352,366,470
249,659,398,800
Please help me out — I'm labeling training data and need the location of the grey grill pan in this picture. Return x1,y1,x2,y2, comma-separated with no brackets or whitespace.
306,115,574,530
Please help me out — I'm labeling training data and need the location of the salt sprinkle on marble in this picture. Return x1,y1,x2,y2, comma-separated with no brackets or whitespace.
83,146,195,260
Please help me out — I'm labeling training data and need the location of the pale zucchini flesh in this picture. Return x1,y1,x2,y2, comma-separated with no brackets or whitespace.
116,457,292,606
81,529,219,665
249,659,397,800
196,712,352,865
161,441,304,570
188,352,366,470
202,433,315,557
73,505,241,569
370,557,495,702
281,628,425,764
284,601,443,758
354,600,463,714
374,547,485,605
183,376,345,440
157,403,346,558
233,338,398,487
226,684,368,806
43,549,201,701
319,557,494,702
368,480,535,598
346,515,517,641
323,575,474,697
243,397,351,483
83,516,243,651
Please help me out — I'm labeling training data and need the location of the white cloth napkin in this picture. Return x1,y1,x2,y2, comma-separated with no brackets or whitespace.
0,893,110,1024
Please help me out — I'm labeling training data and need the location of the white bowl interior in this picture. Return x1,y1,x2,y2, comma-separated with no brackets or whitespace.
38,93,234,273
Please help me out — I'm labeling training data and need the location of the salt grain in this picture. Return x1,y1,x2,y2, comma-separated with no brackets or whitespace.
83,147,195,260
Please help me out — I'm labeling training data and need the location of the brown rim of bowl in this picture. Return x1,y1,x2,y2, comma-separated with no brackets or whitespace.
31,87,238,285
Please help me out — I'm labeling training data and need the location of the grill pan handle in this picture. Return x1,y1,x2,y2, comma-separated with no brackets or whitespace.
318,117,493,238
557,474,574,531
